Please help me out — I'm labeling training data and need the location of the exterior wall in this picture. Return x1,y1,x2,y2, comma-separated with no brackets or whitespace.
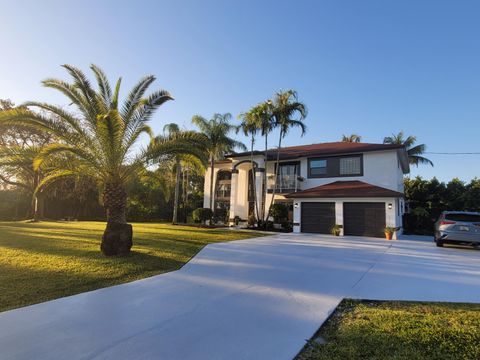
203,150,406,230
292,197,403,238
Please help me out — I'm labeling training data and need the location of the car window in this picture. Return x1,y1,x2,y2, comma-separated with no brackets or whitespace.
445,214,480,222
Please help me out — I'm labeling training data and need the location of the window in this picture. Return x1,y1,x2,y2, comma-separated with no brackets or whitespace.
308,154,363,178
340,157,361,175
216,183,231,199
309,159,327,176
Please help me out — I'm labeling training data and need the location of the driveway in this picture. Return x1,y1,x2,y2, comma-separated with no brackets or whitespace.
0,234,479,360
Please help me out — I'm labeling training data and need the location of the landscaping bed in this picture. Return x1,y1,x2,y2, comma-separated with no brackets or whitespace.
296,299,480,360
0,221,265,313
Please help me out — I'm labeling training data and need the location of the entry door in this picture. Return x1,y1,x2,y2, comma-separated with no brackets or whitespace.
343,202,386,238
301,202,336,234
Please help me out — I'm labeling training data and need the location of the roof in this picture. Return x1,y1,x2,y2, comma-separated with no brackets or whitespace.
226,142,405,161
284,180,404,199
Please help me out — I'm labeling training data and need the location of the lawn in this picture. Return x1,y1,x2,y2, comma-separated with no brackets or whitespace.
296,299,480,360
0,221,265,313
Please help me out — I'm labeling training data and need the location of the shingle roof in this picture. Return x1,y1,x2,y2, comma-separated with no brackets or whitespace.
226,142,404,160
284,180,404,198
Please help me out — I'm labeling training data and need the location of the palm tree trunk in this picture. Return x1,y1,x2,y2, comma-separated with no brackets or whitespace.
266,132,283,222
101,181,132,256
172,159,181,224
263,134,268,227
209,156,215,210
250,136,259,223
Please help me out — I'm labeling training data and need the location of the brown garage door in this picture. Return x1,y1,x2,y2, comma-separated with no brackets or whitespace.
343,202,386,238
301,202,335,234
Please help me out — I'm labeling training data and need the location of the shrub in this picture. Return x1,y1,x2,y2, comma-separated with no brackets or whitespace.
192,208,213,224
213,208,228,224
247,214,256,227
331,224,342,236
269,203,289,223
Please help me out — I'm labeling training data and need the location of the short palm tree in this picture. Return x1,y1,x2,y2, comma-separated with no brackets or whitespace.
383,131,433,167
267,90,307,219
192,113,246,212
342,134,361,143
0,64,207,256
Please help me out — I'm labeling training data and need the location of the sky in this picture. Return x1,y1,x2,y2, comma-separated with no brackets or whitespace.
1,0,479,182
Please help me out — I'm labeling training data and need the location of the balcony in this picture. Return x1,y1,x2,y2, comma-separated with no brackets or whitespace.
267,175,303,194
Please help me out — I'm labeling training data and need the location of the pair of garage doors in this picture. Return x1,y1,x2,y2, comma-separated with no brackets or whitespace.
301,202,386,238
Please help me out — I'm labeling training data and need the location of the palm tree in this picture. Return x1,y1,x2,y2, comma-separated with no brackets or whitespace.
267,90,307,219
241,102,275,224
341,134,361,143
383,131,433,167
161,123,206,224
238,111,260,222
192,113,246,212
0,64,207,256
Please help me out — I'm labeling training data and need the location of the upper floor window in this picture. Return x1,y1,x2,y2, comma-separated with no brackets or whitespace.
308,154,363,178
309,159,327,176
339,156,361,175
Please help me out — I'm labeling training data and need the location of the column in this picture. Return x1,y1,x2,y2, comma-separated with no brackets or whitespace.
254,167,265,221
229,169,239,225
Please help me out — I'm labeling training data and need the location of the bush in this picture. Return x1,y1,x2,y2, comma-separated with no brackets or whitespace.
269,203,289,223
192,208,213,224
213,208,228,224
247,214,256,227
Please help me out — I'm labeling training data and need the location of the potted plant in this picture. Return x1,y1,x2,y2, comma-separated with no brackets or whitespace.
331,224,342,236
384,226,395,240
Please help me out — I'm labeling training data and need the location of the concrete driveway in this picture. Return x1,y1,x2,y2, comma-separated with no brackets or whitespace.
0,234,479,360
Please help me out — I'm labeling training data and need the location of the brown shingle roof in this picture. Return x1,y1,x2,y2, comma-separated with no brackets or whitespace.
227,142,404,160
284,181,404,198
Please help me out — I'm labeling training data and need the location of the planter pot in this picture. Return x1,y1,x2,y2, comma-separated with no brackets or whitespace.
385,232,393,240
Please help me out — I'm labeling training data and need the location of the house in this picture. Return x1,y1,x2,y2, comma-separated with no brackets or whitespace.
203,142,410,238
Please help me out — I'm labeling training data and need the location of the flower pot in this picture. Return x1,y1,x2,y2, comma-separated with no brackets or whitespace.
385,232,393,240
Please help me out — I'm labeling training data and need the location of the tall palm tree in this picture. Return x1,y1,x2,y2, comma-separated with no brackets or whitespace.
192,113,246,212
0,64,207,256
241,102,275,224
383,131,433,167
267,90,307,219
341,134,361,143
163,123,182,224
161,123,206,224
238,111,260,222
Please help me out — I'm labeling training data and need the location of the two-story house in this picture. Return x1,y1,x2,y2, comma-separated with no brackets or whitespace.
203,142,410,238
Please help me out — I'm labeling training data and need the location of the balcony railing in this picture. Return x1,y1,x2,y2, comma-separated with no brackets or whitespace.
267,175,303,193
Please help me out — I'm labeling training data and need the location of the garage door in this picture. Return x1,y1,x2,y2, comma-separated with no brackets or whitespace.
343,202,386,238
301,202,335,234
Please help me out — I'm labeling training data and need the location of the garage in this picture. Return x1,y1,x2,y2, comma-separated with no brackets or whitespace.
301,202,335,234
343,202,386,238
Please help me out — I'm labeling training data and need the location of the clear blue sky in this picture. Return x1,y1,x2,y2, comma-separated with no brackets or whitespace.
1,0,479,181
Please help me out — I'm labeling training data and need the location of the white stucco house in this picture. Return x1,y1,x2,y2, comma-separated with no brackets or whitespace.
203,142,410,238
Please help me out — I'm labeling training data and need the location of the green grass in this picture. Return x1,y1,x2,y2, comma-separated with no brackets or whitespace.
0,221,265,313
296,299,480,360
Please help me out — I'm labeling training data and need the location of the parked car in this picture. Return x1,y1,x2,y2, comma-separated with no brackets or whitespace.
434,211,480,248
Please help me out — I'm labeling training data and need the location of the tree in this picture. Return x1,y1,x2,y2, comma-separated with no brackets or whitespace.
267,90,307,220
341,134,361,143
383,131,433,166
0,64,207,256
192,113,246,211
241,102,275,224
238,111,260,223
161,123,206,224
